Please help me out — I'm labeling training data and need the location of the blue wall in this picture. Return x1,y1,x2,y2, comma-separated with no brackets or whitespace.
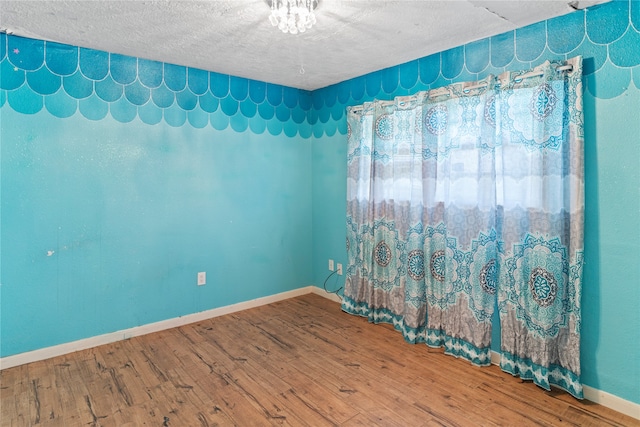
311,0,640,404
1,34,313,356
1,0,638,406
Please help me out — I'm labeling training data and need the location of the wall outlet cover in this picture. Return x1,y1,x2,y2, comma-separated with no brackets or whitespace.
197,272,206,286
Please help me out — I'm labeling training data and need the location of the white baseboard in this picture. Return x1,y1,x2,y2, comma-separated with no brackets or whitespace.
310,286,342,303
582,385,640,420
0,286,323,370
491,349,501,366
1,288,636,420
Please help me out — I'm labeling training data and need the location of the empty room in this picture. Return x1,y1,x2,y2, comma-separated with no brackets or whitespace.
1,0,639,425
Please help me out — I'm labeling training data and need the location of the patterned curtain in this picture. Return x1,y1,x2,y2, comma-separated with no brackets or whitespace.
496,57,584,398
343,57,584,398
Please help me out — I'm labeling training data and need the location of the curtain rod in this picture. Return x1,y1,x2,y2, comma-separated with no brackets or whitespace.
350,63,574,113
463,64,574,92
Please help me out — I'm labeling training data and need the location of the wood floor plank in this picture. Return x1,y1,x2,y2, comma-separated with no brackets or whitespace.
340,407,413,427
47,358,84,426
95,345,145,410
279,366,361,425
2,293,639,427
2,365,31,427
60,353,109,426
27,359,63,424
181,352,287,426
561,404,630,427
237,362,341,426
339,370,442,426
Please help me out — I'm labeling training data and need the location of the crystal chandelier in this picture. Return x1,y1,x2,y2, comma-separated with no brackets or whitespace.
269,0,318,34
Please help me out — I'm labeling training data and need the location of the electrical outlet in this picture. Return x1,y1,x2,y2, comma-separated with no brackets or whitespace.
197,271,206,286
337,263,343,275
328,259,334,271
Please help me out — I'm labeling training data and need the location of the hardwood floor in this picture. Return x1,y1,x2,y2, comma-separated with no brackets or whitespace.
1,293,638,426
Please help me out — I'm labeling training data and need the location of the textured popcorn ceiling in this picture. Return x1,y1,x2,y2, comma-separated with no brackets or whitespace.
0,0,609,90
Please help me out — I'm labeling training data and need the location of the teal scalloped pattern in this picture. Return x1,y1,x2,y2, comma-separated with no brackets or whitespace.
0,33,313,137
1,1,637,138
310,0,639,137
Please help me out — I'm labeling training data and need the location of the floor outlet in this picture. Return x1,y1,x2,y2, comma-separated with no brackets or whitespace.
337,263,343,275
197,272,206,286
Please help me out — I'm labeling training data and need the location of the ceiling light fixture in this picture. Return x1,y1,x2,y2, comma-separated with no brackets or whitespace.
269,0,318,34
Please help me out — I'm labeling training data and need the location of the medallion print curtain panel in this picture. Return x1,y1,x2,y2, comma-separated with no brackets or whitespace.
343,56,584,398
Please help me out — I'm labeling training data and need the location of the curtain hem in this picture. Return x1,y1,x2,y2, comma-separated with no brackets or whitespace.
426,330,491,366
342,295,492,367
500,351,584,399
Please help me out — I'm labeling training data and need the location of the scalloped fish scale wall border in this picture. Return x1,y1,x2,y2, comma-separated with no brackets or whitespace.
1,1,638,138
0,33,313,138
311,0,640,137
